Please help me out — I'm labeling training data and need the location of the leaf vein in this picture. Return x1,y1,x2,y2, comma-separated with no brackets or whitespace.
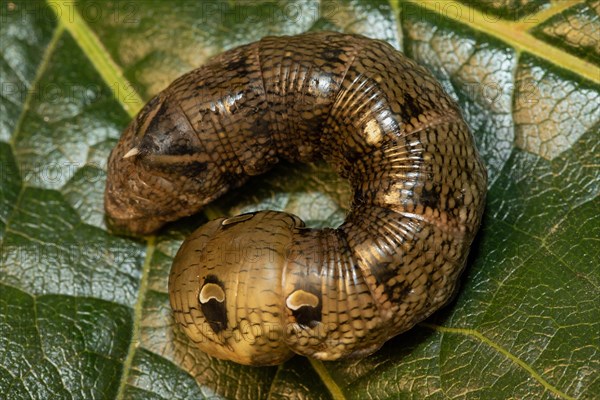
421,323,577,400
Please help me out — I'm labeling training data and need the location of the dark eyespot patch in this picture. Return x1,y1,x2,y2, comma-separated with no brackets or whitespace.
286,289,322,328
199,275,228,334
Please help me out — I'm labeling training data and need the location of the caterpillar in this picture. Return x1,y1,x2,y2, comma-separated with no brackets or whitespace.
105,32,487,366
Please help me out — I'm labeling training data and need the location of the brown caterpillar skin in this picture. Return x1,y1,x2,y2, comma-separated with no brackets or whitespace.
105,32,487,366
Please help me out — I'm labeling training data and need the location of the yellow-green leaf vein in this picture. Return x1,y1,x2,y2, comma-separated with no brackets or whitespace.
401,0,599,84
47,0,144,117
421,323,577,400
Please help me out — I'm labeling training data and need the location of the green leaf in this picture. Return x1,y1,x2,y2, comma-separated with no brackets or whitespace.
1,0,598,399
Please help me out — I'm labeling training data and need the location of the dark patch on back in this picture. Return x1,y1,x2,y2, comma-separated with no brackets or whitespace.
319,47,345,64
145,100,170,134
154,161,207,178
137,101,171,155
370,262,411,305
224,55,248,72
401,92,425,121
420,185,440,208
220,171,241,185
164,142,199,156
180,161,208,177
344,148,361,165
351,190,367,208
135,95,161,128
138,135,159,155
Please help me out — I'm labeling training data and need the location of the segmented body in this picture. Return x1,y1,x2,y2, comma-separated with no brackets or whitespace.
104,32,487,366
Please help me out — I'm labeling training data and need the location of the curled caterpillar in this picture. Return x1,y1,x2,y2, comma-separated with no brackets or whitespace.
105,32,487,366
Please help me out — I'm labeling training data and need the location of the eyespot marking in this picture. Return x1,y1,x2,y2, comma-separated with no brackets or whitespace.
287,289,322,328
199,283,225,304
286,290,319,310
199,275,228,333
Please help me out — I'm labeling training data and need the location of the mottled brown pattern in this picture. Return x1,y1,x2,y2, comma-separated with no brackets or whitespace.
104,32,487,366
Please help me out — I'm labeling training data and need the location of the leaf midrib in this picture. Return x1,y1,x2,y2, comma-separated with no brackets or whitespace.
48,0,144,117
400,0,599,84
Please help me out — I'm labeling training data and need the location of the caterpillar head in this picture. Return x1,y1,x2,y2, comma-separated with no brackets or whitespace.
168,211,308,366
104,92,234,235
